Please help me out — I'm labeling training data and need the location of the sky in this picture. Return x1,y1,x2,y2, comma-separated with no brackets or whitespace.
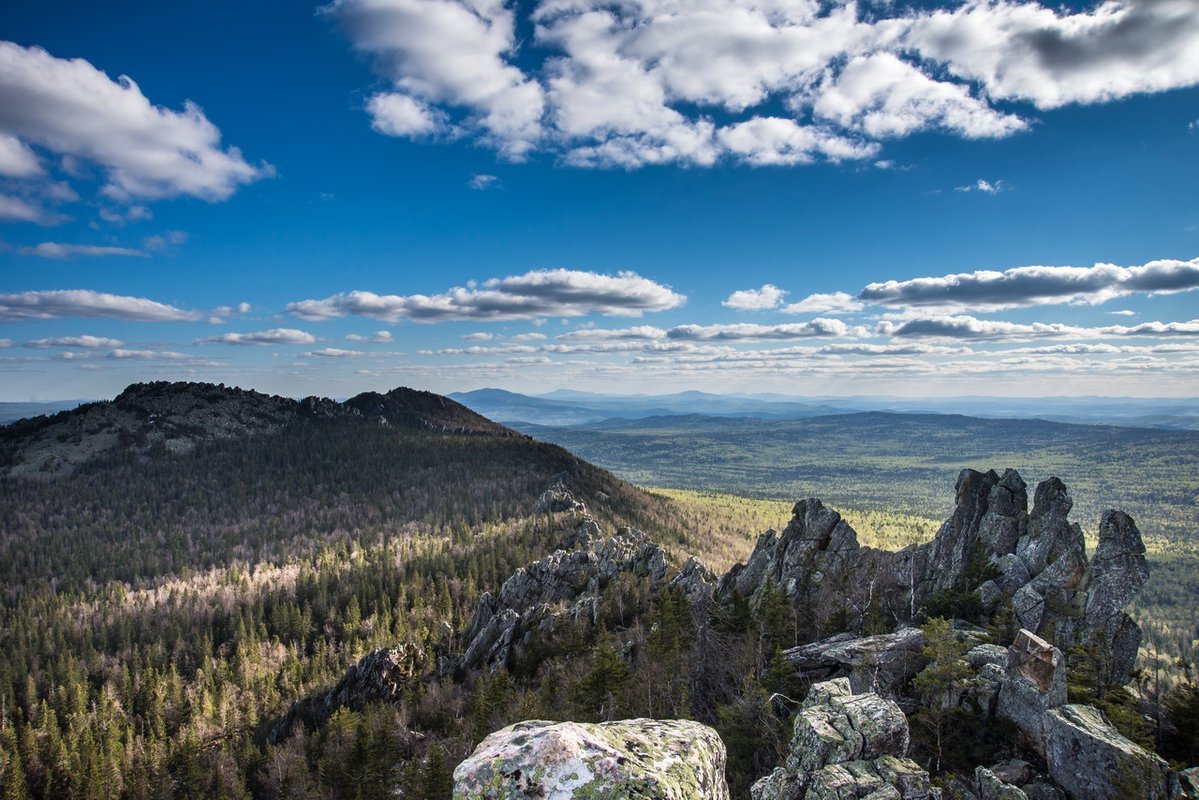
0,0,1197,402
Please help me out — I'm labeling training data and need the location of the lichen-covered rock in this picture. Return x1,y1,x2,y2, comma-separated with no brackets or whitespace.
452,719,730,800
996,630,1066,749
754,679,939,800
975,767,1027,800
1042,705,1171,800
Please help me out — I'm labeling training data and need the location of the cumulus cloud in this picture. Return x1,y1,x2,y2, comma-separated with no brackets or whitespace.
859,257,1199,311
463,332,494,341
0,289,200,322
509,332,547,341
667,319,865,341
196,328,316,346
783,291,864,315
722,284,787,311
287,268,685,322
329,0,1199,167
19,242,148,259
324,0,546,159
907,0,1199,110
26,335,125,348
0,42,269,202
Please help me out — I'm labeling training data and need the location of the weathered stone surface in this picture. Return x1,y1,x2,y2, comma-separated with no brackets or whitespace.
452,718,730,800
452,518,686,674
719,469,1149,692
1043,704,1171,800
754,679,939,800
783,628,925,695
975,767,1028,800
533,475,587,515
269,643,419,742
996,630,1067,749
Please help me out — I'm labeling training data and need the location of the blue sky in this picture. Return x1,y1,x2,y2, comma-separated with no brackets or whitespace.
1,0,1197,401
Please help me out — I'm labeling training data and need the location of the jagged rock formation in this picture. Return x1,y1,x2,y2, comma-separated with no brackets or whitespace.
453,718,730,799
532,472,587,515
0,380,517,478
719,469,1149,684
269,643,420,741
451,518,697,676
752,678,940,800
994,629,1173,800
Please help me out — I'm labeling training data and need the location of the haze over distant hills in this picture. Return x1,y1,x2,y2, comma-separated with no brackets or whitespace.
450,388,1199,430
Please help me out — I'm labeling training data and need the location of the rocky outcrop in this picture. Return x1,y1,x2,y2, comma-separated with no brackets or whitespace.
532,474,587,515
452,718,730,799
993,629,1173,800
719,469,1149,686
269,643,419,742
450,518,686,676
752,678,940,800
782,627,926,696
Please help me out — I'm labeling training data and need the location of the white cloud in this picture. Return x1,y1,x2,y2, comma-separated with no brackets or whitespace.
879,314,1199,341
0,132,41,177
19,242,148,259
1108,309,1136,316
722,283,787,311
287,268,685,322
0,42,269,202
142,230,188,252
859,256,1199,311
469,173,500,190
667,319,865,341
907,0,1199,110
346,330,395,343
98,205,152,225
302,348,368,358
197,328,316,346
955,179,1006,193
811,53,1025,140
0,289,200,322
329,0,1199,167
783,291,864,315
0,193,57,224
463,332,494,341
365,92,449,137
26,335,125,348
557,325,666,341
510,332,547,341
325,0,546,159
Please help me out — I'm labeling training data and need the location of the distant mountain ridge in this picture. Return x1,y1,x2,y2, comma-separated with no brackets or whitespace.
450,387,1199,430
0,381,516,478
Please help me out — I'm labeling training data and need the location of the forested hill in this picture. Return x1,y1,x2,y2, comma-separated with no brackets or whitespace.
0,380,689,596
0,381,515,479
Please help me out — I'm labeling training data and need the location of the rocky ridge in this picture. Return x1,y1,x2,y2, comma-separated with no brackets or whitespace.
718,468,1148,683
0,381,518,478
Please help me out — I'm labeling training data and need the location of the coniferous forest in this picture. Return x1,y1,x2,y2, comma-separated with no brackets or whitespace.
1,391,1197,799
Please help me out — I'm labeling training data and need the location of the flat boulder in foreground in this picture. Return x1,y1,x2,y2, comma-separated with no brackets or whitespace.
452,718,730,800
